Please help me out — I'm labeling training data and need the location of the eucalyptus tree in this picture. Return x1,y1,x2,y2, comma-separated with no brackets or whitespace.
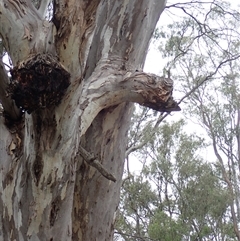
0,0,181,240
114,1,240,240
179,58,240,241
115,119,232,241
154,0,240,240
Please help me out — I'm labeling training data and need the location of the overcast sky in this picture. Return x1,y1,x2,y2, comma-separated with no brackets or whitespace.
144,0,240,74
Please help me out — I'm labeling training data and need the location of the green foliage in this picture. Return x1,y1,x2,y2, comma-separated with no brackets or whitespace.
116,175,157,240
148,210,185,241
115,119,233,240
115,1,240,241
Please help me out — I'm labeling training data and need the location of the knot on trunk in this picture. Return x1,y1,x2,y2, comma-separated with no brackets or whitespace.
8,53,70,113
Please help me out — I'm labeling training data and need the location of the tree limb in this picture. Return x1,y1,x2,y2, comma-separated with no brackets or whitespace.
122,71,179,112
79,67,180,136
0,60,21,120
77,145,117,182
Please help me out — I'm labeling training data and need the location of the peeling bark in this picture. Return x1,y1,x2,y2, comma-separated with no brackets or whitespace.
0,0,177,240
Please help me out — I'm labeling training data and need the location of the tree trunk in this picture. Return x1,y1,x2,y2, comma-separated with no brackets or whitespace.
0,0,179,240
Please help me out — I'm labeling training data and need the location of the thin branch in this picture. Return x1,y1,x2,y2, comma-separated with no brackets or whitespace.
128,108,151,150
165,1,239,19
77,145,116,182
125,112,169,157
165,1,215,9
177,54,240,105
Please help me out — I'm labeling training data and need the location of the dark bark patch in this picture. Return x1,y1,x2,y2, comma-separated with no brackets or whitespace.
142,96,181,112
8,54,70,114
32,154,43,186
46,174,52,185
49,196,61,227
3,169,14,188
3,110,23,130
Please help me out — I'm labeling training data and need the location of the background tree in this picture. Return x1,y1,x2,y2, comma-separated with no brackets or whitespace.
115,1,240,240
115,119,233,241
0,0,180,240
157,1,240,239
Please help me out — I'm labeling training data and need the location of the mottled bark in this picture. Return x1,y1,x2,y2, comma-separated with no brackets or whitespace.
0,0,178,240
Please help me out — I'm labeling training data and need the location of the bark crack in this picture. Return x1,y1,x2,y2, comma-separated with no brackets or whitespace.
50,196,61,227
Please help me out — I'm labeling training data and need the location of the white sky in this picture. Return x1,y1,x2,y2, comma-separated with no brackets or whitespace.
144,0,240,74
130,0,240,173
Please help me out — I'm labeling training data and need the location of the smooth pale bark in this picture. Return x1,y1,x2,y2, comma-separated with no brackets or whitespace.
0,0,178,240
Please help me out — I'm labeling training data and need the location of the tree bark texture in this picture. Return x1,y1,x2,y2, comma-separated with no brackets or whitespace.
0,0,178,240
